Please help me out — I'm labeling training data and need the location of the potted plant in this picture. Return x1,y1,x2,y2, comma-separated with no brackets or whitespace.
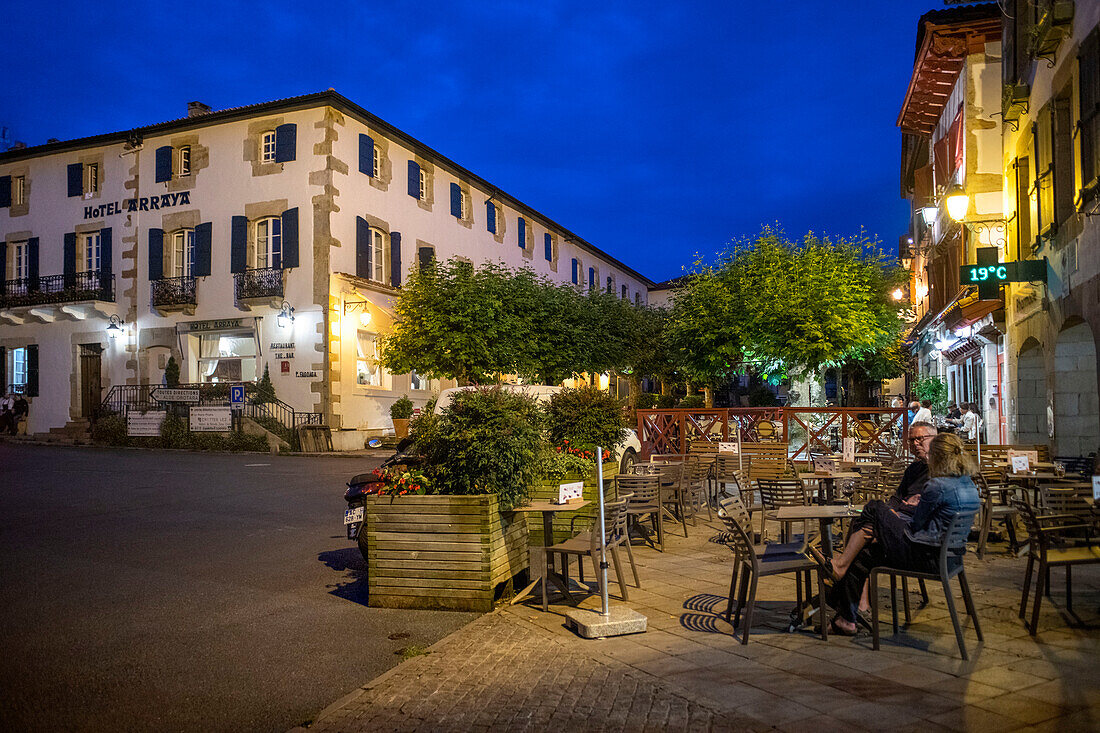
390,394,414,439
363,387,540,612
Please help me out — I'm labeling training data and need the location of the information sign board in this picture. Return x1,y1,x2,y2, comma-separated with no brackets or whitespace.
127,410,166,437
190,406,232,432
150,388,200,404
959,259,1047,285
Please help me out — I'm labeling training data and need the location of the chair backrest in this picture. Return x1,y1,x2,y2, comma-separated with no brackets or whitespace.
593,498,630,549
718,494,752,529
754,419,779,442
688,440,719,456
757,478,807,509
750,458,793,480
717,508,757,566
938,511,977,574
652,453,689,463
1011,498,1046,552
714,454,743,479
616,474,660,505
1041,485,1097,524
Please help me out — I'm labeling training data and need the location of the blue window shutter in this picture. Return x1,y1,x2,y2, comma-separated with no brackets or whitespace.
274,123,296,163
230,216,248,273
359,134,375,176
27,238,39,290
518,217,526,249
571,258,578,284
0,175,10,207
63,233,77,275
148,229,163,281
26,345,38,397
544,233,552,262
194,223,212,276
450,182,461,217
281,208,299,268
356,216,371,279
486,201,496,233
390,232,402,287
100,227,112,274
588,267,594,289
155,146,173,182
0,242,5,275
67,163,83,197
407,160,420,198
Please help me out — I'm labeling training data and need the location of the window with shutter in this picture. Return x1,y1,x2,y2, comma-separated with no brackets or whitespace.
408,161,421,199
0,175,10,208
359,134,375,176
588,267,595,291
518,217,526,249
155,146,173,183
450,182,462,218
274,123,296,163
571,258,578,284
486,200,497,233
1079,29,1100,197
544,233,552,262
261,131,276,163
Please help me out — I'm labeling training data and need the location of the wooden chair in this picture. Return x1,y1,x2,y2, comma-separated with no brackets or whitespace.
751,419,781,443
714,454,743,500
617,474,663,551
1013,497,1100,635
682,459,713,524
869,512,983,659
545,497,638,606
718,505,827,644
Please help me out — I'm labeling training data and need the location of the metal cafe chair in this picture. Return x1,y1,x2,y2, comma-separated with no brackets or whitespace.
545,497,638,606
869,512,983,659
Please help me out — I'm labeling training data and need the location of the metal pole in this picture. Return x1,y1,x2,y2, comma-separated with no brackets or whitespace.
596,446,610,618
975,409,982,466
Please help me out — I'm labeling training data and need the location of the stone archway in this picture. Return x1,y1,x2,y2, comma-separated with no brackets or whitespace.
1053,319,1100,457
1015,338,1047,445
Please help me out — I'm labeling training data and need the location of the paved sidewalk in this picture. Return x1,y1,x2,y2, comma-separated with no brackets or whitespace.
300,511,1100,732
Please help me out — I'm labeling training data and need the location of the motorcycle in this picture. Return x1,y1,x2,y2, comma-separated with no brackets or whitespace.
342,438,420,549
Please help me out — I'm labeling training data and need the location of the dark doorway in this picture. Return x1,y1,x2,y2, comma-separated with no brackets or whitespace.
79,344,103,418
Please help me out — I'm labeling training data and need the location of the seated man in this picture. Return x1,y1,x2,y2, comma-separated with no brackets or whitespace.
11,394,29,435
890,422,938,514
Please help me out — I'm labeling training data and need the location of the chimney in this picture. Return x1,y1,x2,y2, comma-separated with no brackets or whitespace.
187,101,212,117
47,138,60,143
12,141,26,150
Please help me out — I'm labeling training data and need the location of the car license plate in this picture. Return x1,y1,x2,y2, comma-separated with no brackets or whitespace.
344,506,364,525
346,521,361,540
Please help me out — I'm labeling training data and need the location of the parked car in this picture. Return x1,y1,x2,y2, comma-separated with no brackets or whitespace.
433,385,640,474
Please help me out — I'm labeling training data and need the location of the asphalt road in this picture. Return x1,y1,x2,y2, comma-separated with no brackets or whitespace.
0,444,479,732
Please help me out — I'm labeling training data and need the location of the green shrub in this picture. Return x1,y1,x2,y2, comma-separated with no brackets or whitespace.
415,386,544,510
92,414,129,446
678,394,705,408
914,376,949,413
225,431,269,452
546,386,627,458
536,448,597,480
748,386,778,407
390,394,414,420
635,393,659,410
656,394,677,409
161,413,190,448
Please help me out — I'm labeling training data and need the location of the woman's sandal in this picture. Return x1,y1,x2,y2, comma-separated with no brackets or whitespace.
829,617,859,637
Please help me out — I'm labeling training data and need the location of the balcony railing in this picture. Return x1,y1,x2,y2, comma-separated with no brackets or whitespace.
0,271,115,309
151,275,197,307
234,267,284,300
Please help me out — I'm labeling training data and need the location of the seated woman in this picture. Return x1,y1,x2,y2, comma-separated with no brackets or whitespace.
823,432,980,634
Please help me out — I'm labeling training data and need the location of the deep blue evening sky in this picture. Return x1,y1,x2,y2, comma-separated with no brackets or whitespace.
3,1,951,283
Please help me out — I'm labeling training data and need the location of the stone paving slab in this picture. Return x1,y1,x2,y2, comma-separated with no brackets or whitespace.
300,511,1100,732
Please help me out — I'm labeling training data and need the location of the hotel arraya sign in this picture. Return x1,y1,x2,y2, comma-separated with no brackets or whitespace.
83,192,192,221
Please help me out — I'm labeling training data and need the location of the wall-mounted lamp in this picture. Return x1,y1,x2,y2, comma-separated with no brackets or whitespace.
106,314,124,338
944,183,970,222
920,206,938,226
944,182,1012,250
344,297,372,326
276,301,295,328
891,288,906,301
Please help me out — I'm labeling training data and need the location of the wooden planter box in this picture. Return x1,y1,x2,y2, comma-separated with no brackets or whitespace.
526,462,618,546
364,494,529,612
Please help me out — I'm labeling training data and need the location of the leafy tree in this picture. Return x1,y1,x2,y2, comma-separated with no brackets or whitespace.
914,376,949,413
665,266,742,398
721,227,908,376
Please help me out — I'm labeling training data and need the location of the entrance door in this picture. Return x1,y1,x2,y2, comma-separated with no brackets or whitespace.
79,344,103,418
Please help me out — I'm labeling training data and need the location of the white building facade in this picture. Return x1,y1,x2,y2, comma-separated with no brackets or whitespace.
0,91,653,439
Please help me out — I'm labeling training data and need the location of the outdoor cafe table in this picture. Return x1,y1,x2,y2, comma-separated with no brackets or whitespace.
1006,472,1081,505
775,503,863,632
511,499,591,611
797,471,861,503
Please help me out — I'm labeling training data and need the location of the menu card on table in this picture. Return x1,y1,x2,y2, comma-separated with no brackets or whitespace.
718,442,739,454
555,481,584,504
813,456,837,474
842,437,856,464
1009,455,1031,474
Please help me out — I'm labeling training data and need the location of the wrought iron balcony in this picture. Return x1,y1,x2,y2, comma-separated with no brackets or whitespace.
151,275,197,307
234,267,284,300
0,271,114,309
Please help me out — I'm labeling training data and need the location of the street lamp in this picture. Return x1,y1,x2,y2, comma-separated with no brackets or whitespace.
892,288,906,301
106,314,123,338
945,183,969,222
276,301,295,328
